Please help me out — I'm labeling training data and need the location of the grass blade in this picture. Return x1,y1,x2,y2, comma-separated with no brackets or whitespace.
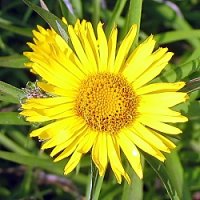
0,81,24,103
105,0,128,37
23,0,69,39
0,112,29,125
0,55,28,68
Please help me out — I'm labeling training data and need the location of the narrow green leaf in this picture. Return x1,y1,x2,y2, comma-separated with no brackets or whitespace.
0,92,19,103
155,29,200,45
93,174,104,200
165,151,191,200
185,45,200,64
8,130,36,151
22,0,39,23
59,0,77,24
122,162,143,200
100,185,122,200
55,20,69,42
92,0,101,32
121,0,143,48
0,55,28,68
20,167,33,196
156,3,200,49
0,112,29,125
105,0,128,37
0,133,30,155
23,0,69,39
0,81,24,103
0,150,88,185
0,19,32,37
87,162,103,200
145,153,180,200
0,150,64,175
68,0,82,19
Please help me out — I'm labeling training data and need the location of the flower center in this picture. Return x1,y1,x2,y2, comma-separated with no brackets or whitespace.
75,73,139,133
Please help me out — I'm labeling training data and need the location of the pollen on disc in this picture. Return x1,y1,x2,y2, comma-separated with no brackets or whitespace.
75,73,139,133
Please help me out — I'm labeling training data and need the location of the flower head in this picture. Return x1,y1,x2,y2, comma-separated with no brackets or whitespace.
21,19,188,183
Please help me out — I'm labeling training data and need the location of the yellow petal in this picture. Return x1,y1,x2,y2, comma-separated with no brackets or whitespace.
113,24,137,73
30,116,84,137
61,17,68,25
107,26,118,72
41,129,69,149
117,131,143,179
139,114,188,123
137,104,181,116
131,122,171,152
53,127,87,161
37,25,47,35
37,82,77,98
87,22,100,69
78,23,98,70
29,62,79,90
125,128,166,161
50,134,79,157
32,30,46,41
24,97,72,107
92,132,108,176
107,134,130,184
133,52,174,89
97,22,108,72
21,97,76,122
64,151,82,174
37,103,74,116
152,131,176,150
76,129,97,153
136,82,185,95
140,92,188,107
123,35,157,81
139,119,182,134
39,57,81,87
29,118,68,138
22,114,51,122
68,25,96,73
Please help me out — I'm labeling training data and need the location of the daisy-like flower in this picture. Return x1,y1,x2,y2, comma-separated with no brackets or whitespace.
21,19,188,183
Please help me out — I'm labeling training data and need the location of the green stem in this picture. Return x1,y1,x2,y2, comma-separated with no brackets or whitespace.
121,0,143,48
92,173,104,200
86,161,98,200
105,0,128,37
86,161,104,200
92,0,101,33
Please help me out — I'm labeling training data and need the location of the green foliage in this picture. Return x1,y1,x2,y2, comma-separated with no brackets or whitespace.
0,0,200,199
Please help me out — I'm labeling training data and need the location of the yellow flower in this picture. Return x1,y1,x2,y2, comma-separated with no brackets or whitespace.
21,20,188,183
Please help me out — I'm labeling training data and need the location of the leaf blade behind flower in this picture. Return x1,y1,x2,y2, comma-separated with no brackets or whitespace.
0,55,28,69
23,0,69,42
0,112,29,125
0,81,24,103
145,153,180,200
